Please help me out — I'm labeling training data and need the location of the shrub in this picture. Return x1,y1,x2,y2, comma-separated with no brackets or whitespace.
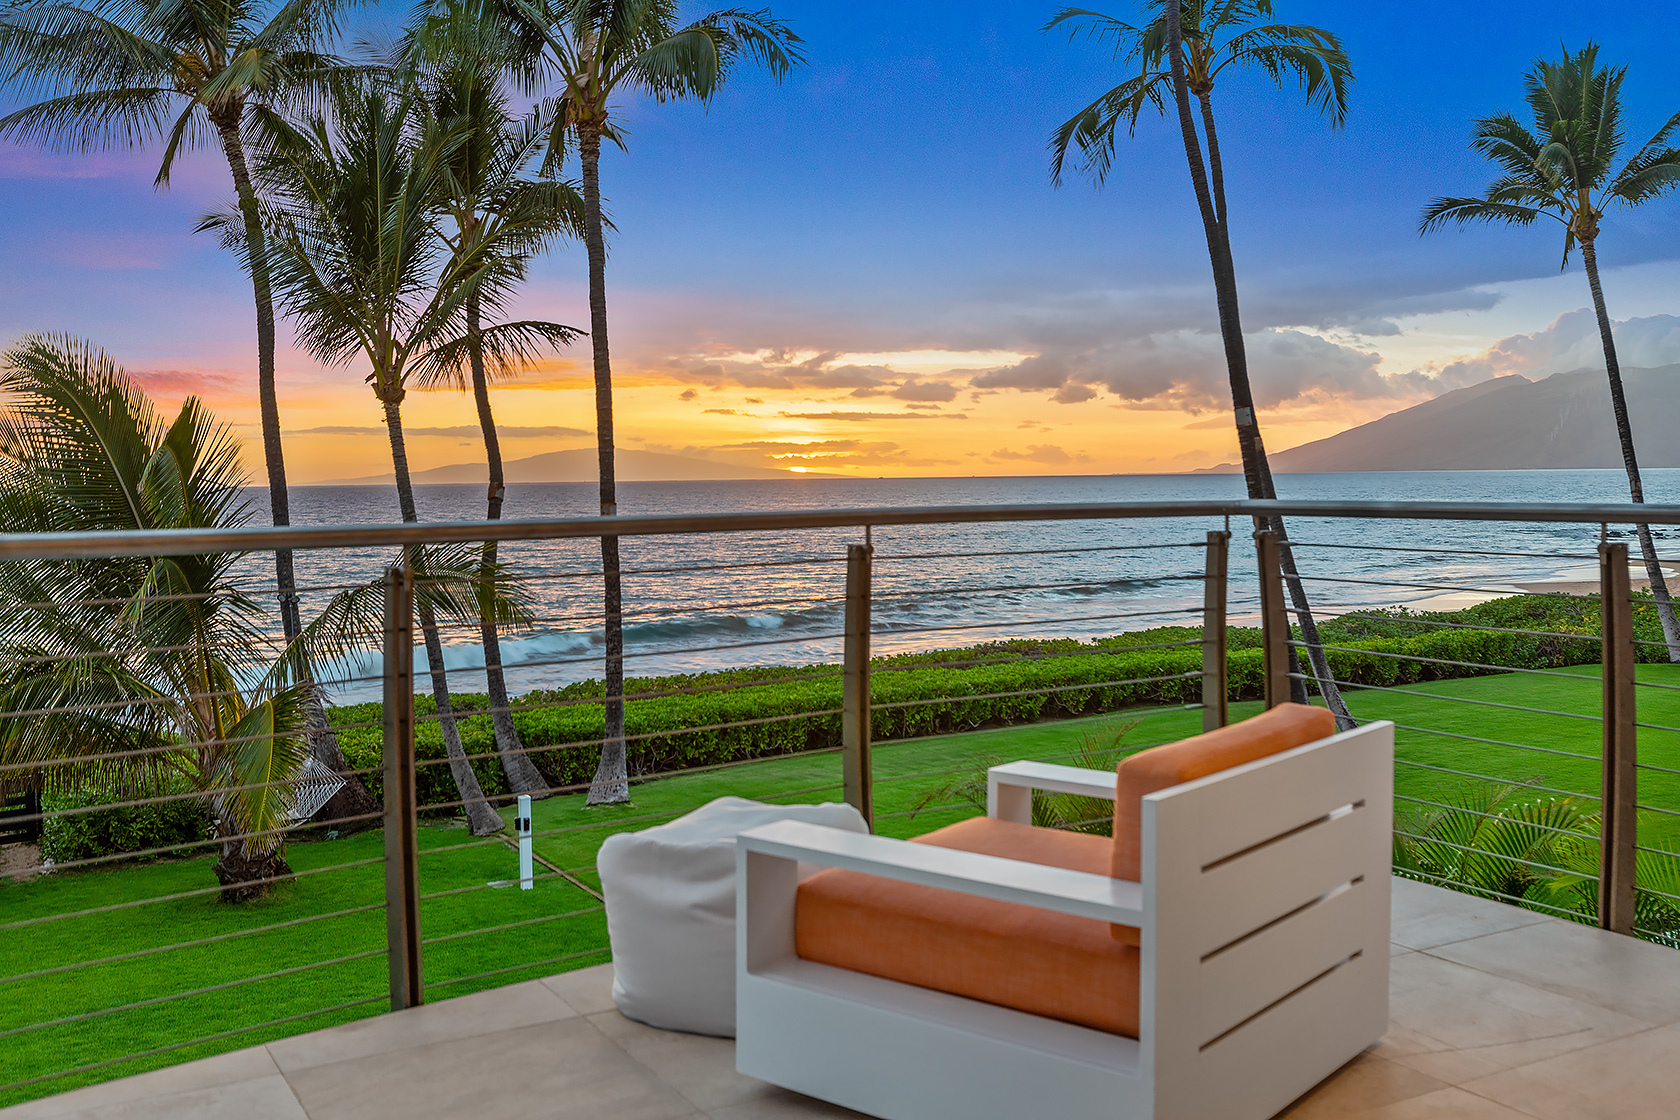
39,778,211,866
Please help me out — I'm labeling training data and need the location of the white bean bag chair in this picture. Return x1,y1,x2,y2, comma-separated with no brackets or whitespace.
597,795,868,1037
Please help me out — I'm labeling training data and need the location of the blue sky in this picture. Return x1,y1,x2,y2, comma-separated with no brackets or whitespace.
2,0,1680,479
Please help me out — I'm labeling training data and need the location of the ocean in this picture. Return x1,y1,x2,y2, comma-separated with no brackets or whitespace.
257,470,1680,702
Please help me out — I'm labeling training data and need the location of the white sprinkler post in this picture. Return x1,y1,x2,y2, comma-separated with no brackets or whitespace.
517,794,533,890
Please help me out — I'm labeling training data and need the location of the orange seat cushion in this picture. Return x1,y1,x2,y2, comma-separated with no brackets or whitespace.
1109,702,1336,943
795,815,1140,1037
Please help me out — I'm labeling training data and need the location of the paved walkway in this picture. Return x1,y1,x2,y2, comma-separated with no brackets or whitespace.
8,877,1680,1119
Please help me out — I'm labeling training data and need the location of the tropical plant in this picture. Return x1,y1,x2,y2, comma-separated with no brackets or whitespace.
242,71,567,835
1420,43,1680,660
1392,778,1680,947
0,0,378,814
403,9,588,798
910,719,1139,833
1046,0,1354,724
0,334,316,898
464,0,804,803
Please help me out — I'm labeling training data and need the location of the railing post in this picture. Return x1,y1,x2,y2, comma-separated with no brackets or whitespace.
1256,530,1289,709
843,542,874,830
383,565,424,1009
1598,542,1637,936
1202,530,1231,731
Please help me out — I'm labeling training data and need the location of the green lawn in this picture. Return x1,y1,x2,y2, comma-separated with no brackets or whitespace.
3,663,1678,1107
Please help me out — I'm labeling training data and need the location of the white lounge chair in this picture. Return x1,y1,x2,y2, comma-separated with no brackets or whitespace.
735,705,1394,1120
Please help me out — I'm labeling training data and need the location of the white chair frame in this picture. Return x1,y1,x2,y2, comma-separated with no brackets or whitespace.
735,721,1394,1120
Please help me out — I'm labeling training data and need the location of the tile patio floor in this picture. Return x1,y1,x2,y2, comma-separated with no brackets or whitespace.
7,877,1680,1120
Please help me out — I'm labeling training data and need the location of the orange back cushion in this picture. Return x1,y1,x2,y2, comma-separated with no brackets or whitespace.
1109,703,1336,942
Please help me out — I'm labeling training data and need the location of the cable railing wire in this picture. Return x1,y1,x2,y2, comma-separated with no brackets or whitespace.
0,902,388,987
0,947,388,1042
0,994,389,1097
0,808,386,878
0,856,386,932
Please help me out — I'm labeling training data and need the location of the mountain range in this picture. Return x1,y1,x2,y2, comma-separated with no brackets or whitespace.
1202,365,1680,472
323,446,812,484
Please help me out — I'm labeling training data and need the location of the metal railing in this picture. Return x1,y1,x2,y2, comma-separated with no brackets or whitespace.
3,496,1679,1103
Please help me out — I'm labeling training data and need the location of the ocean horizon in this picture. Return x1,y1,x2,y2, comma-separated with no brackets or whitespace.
244,470,1680,703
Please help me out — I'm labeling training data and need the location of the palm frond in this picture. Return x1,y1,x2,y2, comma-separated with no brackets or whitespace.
411,319,584,388
1419,195,1552,235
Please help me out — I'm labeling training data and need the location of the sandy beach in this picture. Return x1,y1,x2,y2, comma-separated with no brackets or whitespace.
1512,562,1680,596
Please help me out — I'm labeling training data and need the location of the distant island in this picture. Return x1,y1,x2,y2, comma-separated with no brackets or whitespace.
1199,365,1680,472
320,446,822,484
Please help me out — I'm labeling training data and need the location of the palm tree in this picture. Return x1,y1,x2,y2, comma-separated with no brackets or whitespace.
478,0,803,803
1421,43,1680,659
405,18,586,798
0,0,379,809
249,72,568,835
0,335,318,898
1046,0,1354,723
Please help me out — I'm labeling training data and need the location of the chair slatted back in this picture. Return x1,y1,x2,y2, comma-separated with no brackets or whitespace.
1141,722,1393,1119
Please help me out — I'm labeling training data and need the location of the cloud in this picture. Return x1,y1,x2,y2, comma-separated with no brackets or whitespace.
889,378,960,402
968,327,1391,412
293,424,590,438
703,408,746,415
661,348,983,405
777,411,969,422
716,439,954,468
678,388,698,401
990,444,1089,464
1302,288,1506,338
1395,311,1680,393
131,368,242,397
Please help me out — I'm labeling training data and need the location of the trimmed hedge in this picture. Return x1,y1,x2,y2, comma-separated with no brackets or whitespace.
324,593,1634,810
39,778,210,865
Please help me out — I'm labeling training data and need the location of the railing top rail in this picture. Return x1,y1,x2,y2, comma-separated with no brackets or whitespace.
0,497,1665,560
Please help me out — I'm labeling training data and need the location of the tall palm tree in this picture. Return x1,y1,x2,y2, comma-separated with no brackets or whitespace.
250,74,564,835
1421,43,1680,659
0,335,318,898
1047,0,1354,723
479,0,803,803
0,0,378,808
405,18,586,798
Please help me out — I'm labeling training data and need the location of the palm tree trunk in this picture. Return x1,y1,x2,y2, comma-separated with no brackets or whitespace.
467,288,549,796
217,118,377,820
578,124,628,805
382,394,505,836
1582,238,1680,658
1162,16,1352,726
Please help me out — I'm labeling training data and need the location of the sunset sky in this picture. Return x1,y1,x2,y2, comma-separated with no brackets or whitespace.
4,0,1680,483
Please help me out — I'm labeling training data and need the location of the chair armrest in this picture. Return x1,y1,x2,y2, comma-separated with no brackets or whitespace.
987,761,1116,823
739,819,1142,926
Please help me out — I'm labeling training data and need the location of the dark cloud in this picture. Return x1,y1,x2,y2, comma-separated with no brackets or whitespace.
678,388,698,401
1052,384,1097,404
1301,288,1506,339
968,327,1392,412
890,379,960,402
